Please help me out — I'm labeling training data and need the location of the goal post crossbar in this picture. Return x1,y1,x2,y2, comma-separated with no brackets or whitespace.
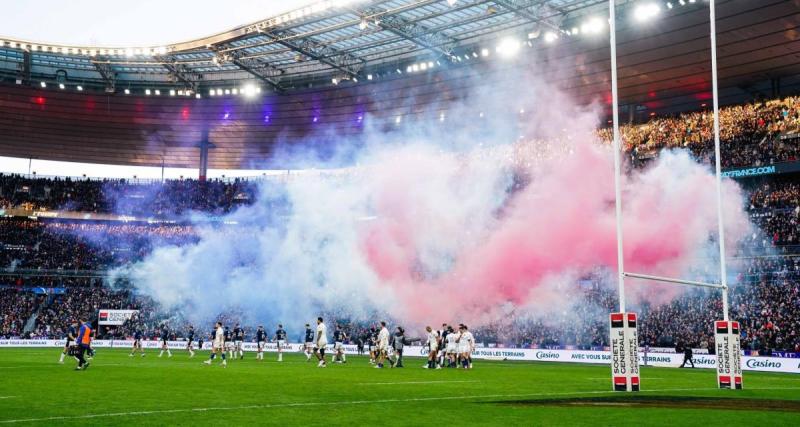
622,272,726,290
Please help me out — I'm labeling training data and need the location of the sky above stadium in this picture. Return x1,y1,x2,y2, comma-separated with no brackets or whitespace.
0,0,319,46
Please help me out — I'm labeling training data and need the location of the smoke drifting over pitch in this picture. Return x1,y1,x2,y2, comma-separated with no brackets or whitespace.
114,68,752,330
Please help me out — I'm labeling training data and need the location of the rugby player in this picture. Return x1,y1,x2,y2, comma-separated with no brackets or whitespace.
186,325,196,357
255,325,267,361
203,322,227,367
233,323,245,360
445,325,459,368
129,328,145,357
368,326,378,364
424,326,440,369
375,321,390,368
314,317,328,368
58,320,78,364
274,324,287,362
224,325,234,359
458,324,475,369
303,323,314,361
158,324,172,358
332,325,347,363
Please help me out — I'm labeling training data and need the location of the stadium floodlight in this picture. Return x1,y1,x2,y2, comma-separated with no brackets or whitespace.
581,17,604,35
439,112,445,122
481,48,489,57
496,37,521,57
396,68,402,74
145,89,151,95
427,61,434,68
77,86,84,91
395,116,401,124
58,83,65,89
544,31,559,43
224,89,231,95
571,27,579,35
209,89,215,96
195,94,201,99
679,0,686,4
359,19,368,30
633,3,661,22
447,0,457,6
420,62,427,71
666,2,673,9
255,87,261,93
40,81,47,88
406,65,412,73
125,48,134,57
124,88,130,94
169,89,176,96
243,83,257,96
367,74,373,80
232,88,238,95
332,78,339,85
154,89,161,95
412,64,419,72
177,90,184,96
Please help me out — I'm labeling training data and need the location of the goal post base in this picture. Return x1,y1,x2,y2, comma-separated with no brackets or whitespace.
715,320,743,389
610,312,640,392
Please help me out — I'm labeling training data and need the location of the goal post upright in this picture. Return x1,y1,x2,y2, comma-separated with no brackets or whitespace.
608,0,640,393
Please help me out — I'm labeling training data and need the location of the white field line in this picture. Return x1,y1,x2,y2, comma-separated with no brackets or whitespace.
2,387,799,424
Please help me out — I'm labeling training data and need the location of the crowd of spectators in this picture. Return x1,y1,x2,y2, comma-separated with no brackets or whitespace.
598,96,800,168
0,174,258,216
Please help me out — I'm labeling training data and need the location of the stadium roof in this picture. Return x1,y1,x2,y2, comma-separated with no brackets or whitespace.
0,0,613,93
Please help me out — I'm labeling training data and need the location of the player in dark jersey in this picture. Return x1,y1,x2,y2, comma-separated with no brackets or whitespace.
368,327,378,364
439,324,450,368
158,324,172,358
59,321,78,364
233,323,245,359
274,324,287,362
332,325,347,363
186,325,196,357
303,324,314,361
255,325,267,361
224,326,234,359
129,328,145,357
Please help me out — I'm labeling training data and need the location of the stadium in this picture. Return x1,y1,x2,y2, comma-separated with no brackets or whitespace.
0,0,799,424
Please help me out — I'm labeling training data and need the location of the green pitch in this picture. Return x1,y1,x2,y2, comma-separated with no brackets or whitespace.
1,348,798,426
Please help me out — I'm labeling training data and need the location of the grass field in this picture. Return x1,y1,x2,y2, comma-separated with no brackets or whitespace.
1,348,799,426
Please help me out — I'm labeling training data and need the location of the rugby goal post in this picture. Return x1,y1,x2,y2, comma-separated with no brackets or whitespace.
607,0,741,391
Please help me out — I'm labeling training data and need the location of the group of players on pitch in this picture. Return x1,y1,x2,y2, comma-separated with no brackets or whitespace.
62,317,476,370
425,323,476,370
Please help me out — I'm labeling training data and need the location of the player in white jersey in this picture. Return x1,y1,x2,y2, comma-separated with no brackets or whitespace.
424,326,440,369
445,325,459,368
314,317,328,367
375,321,390,369
458,324,475,369
203,322,227,367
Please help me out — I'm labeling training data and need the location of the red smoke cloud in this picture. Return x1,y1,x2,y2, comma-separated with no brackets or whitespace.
359,141,750,323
